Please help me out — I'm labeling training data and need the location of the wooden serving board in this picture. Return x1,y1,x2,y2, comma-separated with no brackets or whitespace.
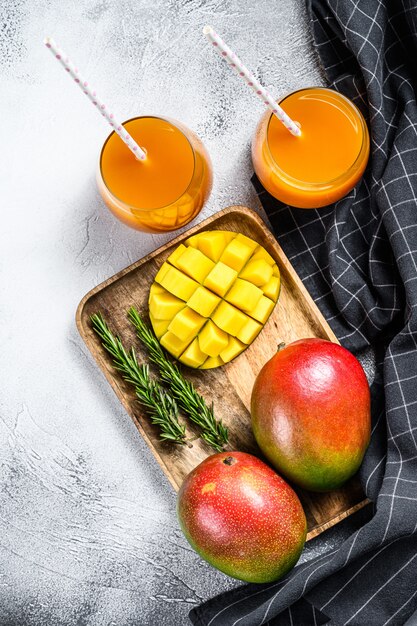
76,206,369,540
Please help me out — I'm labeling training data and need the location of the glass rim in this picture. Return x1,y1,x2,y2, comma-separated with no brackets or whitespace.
98,115,197,212
265,86,370,189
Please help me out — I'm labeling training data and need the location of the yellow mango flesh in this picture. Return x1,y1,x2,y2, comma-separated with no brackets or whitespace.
225,278,263,312
212,301,248,336
188,286,221,317
203,262,237,297
168,307,206,342
148,231,281,368
149,285,185,319
171,246,215,283
262,275,281,301
240,258,273,286
181,338,208,368
198,320,229,356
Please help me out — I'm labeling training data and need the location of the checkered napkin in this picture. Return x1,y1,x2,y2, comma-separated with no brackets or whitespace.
190,1,417,624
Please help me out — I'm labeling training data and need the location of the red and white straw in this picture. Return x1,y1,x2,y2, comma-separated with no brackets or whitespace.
203,26,301,137
44,37,147,160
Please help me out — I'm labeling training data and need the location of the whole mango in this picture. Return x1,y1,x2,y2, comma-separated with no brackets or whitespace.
251,338,371,492
177,451,306,583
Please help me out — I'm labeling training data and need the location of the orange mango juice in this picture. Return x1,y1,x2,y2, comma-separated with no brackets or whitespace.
252,87,370,208
98,116,212,232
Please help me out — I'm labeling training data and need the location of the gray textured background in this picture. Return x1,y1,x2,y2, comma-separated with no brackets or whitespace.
0,1,371,624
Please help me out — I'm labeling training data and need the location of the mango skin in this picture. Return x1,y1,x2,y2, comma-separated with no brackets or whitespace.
177,452,307,583
251,339,371,492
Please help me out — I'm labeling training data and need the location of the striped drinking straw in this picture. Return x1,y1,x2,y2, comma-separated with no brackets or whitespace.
203,26,301,137
44,37,147,160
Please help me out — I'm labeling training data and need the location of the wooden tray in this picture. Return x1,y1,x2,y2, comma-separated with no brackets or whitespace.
76,206,369,540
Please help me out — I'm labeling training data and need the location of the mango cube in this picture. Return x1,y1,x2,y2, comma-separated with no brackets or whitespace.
185,233,199,248
168,307,206,342
157,265,199,301
225,278,263,312
195,231,228,261
249,295,275,323
212,301,248,336
220,239,253,272
219,337,245,363
180,337,208,368
150,282,167,296
236,317,263,344
272,264,280,277
262,275,281,300
149,315,171,336
160,331,190,359
172,246,215,283
188,286,220,317
200,356,224,369
154,262,171,285
203,262,237,297
198,321,229,357
235,233,258,251
240,258,273,287
167,243,187,266
149,289,185,320
251,246,275,266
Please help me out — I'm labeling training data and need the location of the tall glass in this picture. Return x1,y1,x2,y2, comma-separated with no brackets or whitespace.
97,116,213,233
252,87,370,209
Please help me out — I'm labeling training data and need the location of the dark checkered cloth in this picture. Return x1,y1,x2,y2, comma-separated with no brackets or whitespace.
190,1,417,624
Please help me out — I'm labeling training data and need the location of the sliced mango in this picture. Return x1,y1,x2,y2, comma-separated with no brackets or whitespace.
156,265,199,301
219,336,246,363
149,314,171,336
203,262,237,297
262,275,281,301
167,243,187,266
181,337,208,368
168,307,206,342
193,231,228,261
235,233,258,251
149,288,185,320
212,300,249,336
240,258,273,287
188,286,220,317
200,355,224,369
198,321,229,357
236,317,263,344
150,282,167,296
148,230,281,368
225,278,263,312
171,246,215,283
160,331,190,359
220,239,253,272
250,246,276,265
249,295,275,324
154,262,171,285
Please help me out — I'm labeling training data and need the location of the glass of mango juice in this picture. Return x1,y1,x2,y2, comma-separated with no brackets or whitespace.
252,87,370,209
97,116,213,233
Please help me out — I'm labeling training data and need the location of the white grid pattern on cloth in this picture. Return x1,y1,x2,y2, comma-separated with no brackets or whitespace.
190,0,417,625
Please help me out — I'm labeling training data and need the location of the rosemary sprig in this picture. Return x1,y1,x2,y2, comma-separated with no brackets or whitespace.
128,306,229,452
91,313,187,445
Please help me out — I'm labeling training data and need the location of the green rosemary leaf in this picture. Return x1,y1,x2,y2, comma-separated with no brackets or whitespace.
91,313,186,445
128,307,228,452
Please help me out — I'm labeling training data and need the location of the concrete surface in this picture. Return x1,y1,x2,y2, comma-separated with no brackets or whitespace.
0,1,364,624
